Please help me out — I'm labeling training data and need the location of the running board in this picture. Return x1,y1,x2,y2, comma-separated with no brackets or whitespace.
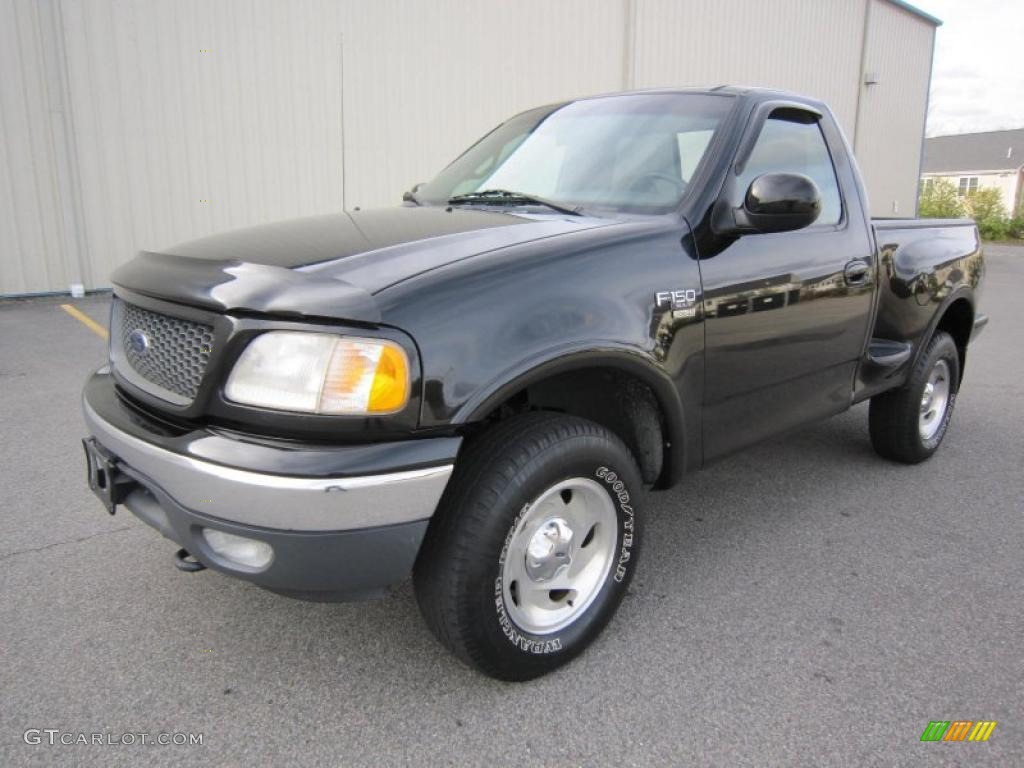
867,339,913,367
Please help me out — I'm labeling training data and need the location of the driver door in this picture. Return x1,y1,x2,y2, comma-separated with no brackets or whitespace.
700,109,876,462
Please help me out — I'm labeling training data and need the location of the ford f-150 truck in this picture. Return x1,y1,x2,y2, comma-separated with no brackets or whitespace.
82,87,987,680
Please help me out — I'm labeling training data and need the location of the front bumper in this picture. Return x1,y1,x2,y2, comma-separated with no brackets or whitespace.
82,368,459,598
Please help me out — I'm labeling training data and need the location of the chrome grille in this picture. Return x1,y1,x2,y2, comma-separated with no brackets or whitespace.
111,299,214,403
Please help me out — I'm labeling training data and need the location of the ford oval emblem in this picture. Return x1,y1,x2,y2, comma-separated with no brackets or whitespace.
128,329,150,356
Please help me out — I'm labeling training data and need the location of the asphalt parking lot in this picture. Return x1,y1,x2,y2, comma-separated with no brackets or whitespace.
1,245,1021,767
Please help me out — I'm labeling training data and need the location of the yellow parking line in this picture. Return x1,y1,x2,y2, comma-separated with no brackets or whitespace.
60,304,109,340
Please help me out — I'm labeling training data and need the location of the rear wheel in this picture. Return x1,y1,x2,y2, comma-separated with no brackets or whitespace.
413,413,642,681
869,330,960,464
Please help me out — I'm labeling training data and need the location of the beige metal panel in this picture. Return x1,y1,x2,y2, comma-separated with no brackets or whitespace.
2,0,936,293
632,0,868,138
855,0,935,216
338,0,628,209
0,0,70,294
57,0,347,289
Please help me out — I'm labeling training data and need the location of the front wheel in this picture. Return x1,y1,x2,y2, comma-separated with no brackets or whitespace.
413,413,643,681
869,330,960,464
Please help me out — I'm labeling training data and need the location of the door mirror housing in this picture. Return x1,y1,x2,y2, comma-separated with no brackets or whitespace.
712,172,822,236
739,173,822,233
402,183,424,204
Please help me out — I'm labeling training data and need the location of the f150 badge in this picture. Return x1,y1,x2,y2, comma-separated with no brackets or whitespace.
655,289,698,319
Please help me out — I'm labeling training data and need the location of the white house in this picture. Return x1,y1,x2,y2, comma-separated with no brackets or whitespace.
921,128,1024,215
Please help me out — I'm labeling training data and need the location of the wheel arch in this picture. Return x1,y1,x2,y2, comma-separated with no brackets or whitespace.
456,347,687,489
916,289,975,385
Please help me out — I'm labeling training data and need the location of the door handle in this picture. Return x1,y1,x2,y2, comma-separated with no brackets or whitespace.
844,259,871,286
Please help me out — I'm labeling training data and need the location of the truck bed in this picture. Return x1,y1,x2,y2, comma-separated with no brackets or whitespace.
856,216,982,401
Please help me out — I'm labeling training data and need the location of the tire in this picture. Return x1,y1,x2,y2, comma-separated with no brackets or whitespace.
869,330,960,464
413,412,643,681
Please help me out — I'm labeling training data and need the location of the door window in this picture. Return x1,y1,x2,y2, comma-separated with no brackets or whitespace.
738,113,843,226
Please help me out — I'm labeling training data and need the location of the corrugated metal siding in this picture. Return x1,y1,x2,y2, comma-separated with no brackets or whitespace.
57,0,347,290
0,0,934,293
338,0,628,210
633,0,867,138
0,0,72,294
855,0,935,216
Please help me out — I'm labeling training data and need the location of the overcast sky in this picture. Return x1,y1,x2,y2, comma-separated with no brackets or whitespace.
917,0,1024,136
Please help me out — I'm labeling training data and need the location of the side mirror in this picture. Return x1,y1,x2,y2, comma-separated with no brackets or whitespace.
739,173,821,233
402,182,424,204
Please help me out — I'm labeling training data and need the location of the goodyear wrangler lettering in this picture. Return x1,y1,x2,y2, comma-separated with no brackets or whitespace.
596,466,635,582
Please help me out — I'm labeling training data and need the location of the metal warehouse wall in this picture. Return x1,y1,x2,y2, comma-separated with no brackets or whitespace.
0,0,936,295
855,0,936,216
1,0,77,294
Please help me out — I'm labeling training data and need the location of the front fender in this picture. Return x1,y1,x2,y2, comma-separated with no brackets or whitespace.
458,345,688,489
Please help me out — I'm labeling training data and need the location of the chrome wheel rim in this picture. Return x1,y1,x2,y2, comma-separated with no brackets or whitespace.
919,359,951,441
500,478,617,635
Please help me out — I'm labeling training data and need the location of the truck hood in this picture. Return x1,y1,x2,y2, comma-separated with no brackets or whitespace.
111,206,619,323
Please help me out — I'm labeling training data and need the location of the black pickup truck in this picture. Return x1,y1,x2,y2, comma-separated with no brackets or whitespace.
82,87,986,680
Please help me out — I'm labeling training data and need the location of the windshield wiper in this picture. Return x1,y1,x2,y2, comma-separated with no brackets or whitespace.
448,189,582,216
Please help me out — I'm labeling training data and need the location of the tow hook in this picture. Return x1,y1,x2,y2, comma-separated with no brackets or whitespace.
174,548,206,572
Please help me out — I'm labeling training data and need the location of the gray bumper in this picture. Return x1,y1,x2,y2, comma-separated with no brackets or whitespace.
81,369,458,598
84,398,453,532
118,478,433,599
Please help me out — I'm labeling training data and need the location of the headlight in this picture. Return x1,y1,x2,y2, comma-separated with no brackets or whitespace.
224,331,410,415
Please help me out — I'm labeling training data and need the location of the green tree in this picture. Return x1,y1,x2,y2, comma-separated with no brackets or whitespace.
918,178,965,218
964,186,1006,220
965,187,1009,240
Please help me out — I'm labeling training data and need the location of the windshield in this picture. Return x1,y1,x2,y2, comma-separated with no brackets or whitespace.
416,93,733,214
